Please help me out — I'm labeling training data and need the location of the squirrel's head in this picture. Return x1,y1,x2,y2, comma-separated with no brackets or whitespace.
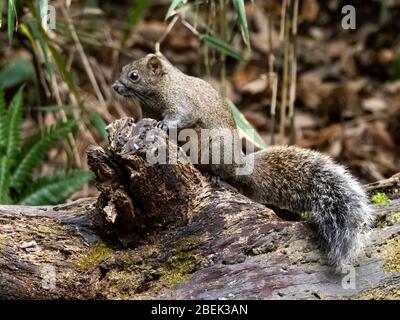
112,54,167,100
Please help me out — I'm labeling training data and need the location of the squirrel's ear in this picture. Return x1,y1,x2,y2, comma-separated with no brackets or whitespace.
146,54,163,76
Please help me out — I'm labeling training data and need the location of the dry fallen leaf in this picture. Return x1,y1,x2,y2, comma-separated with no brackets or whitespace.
301,0,320,22
232,63,260,90
367,121,396,149
362,97,388,112
241,75,272,97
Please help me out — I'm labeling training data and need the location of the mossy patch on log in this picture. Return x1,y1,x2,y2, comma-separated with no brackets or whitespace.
161,238,207,288
0,235,10,248
356,285,400,300
76,242,112,270
371,192,391,205
383,238,400,273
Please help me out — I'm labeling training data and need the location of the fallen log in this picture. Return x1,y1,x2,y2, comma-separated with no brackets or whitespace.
0,118,399,300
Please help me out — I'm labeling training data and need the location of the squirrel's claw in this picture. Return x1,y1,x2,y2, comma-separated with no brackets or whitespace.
204,172,221,186
156,120,169,132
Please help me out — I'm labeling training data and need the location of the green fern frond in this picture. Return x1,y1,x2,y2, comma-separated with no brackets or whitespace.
11,119,77,192
6,85,24,159
0,89,5,115
0,89,8,152
0,156,12,204
19,169,94,205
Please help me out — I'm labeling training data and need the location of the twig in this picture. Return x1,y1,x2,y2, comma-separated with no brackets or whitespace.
61,6,107,109
266,12,277,145
279,0,287,42
270,73,278,146
181,18,200,36
50,74,82,168
155,15,180,54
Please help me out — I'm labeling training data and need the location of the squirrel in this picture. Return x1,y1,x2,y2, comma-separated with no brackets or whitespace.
112,53,372,268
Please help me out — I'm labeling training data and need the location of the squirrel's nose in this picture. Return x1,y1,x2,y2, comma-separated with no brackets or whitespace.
112,80,122,93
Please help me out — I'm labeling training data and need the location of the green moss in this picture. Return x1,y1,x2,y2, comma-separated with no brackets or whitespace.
376,219,388,228
161,251,197,287
162,267,191,287
37,225,55,234
160,239,205,288
0,235,9,248
371,192,391,205
118,235,137,248
375,211,400,228
76,242,112,270
356,285,400,300
383,238,400,273
392,212,400,222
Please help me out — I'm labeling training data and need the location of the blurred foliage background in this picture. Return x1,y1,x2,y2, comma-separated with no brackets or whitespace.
0,0,399,205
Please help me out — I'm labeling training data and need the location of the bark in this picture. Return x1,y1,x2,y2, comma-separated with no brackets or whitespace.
0,118,399,300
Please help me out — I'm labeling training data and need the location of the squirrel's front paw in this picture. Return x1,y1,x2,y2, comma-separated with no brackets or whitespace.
204,172,221,186
156,120,169,132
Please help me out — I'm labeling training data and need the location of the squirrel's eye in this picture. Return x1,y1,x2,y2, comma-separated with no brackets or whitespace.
128,70,140,82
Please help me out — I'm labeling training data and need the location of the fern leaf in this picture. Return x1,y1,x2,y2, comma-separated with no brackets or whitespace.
0,89,8,152
0,89,5,115
18,169,93,205
11,119,77,192
6,85,24,159
0,156,12,204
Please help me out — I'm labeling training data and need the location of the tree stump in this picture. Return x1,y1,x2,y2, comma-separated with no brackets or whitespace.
0,118,399,300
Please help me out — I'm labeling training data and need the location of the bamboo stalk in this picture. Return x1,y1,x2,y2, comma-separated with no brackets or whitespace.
219,0,227,97
288,0,299,145
279,0,291,145
267,12,278,145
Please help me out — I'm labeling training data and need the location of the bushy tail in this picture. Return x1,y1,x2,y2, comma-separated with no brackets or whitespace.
228,146,372,268
236,146,373,269
311,164,373,268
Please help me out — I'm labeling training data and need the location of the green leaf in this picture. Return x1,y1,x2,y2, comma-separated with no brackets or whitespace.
0,0,4,27
90,111,108,141
233,0,250,47
200,34,243,60
27,20,53,83
82,0,100,33
11,120,77,192
26,4,83,108
226,99,267,149
123,0,150,43
48,42,83,106
379,0,390,26
165,0,186,20
7,0,17,45
6,85,24,159
0,89,7,152
19,169,94,205
0,59,33,90
0,157,11,204
84,0,99,7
